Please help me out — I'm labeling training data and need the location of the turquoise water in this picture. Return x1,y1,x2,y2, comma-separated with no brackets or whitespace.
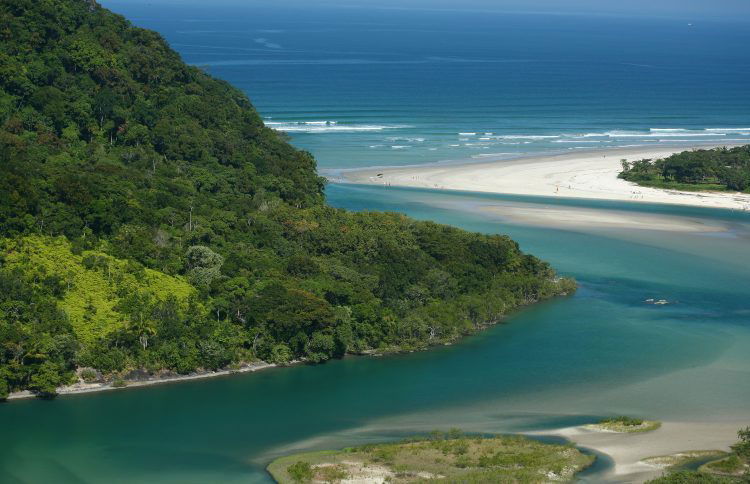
3,2,750,482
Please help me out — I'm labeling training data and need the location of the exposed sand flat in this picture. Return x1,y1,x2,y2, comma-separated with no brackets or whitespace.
542,421,742,483
478,203,729,232
340,145,750,210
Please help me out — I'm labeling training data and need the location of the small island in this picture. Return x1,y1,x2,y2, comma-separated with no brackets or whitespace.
584,416,662,433
267,431,595,483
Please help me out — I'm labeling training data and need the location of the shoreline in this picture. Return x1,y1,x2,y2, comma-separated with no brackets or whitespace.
337,144,750,211
6,361,281,401
6,290,571,402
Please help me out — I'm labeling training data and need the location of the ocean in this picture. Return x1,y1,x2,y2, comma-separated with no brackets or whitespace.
100,0,750,170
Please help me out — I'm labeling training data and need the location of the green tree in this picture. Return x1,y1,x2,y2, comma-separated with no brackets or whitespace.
0,368,9,401
128,315,157,351
732,426,750,458
305,332,335,363
29,361,63,398
185,245,224,288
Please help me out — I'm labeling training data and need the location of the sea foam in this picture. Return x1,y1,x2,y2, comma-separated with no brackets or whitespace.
266,121,409,133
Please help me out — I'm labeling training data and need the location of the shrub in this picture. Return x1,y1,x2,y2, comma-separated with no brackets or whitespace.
705,454,743,473
80,368,99,383
317,464,348,482
601,416,643,426
646,470,735,483
287,461,313,483
370,446,397,463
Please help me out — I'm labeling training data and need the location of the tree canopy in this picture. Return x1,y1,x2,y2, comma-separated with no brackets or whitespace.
619,146,750,192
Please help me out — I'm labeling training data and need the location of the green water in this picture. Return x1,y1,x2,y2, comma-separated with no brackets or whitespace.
2,186,750,483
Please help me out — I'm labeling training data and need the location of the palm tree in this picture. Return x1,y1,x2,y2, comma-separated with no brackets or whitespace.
128,313,156,350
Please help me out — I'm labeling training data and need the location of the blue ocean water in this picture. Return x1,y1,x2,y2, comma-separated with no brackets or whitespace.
103,0,750,169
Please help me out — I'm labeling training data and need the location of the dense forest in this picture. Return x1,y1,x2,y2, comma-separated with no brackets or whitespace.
619,145,750,192
0,0,574,399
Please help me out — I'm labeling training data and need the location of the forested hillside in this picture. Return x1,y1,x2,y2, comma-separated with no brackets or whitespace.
0,0,574,399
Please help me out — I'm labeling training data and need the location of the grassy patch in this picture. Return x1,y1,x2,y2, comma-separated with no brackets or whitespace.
700,454,747,475
647,470,742,483
267,432,594,483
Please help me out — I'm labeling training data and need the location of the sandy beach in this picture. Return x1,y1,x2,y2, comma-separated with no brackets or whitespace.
339,145,750,211
542,420,743,483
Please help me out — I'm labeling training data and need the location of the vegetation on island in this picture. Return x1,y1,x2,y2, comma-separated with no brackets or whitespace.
618,145,750,192
267,430,595,483
648,471,743,484
0,0,575,399
585,416,661,433
647,427,750,483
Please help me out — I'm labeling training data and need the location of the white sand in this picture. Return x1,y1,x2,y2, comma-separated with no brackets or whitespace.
539,420,742,483
340,146,750,210
478,203,729,232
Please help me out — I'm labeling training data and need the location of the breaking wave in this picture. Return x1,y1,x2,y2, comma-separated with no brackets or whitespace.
266,121,410,133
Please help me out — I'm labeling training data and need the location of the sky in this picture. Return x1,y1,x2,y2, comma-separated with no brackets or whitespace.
107,0,750,21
